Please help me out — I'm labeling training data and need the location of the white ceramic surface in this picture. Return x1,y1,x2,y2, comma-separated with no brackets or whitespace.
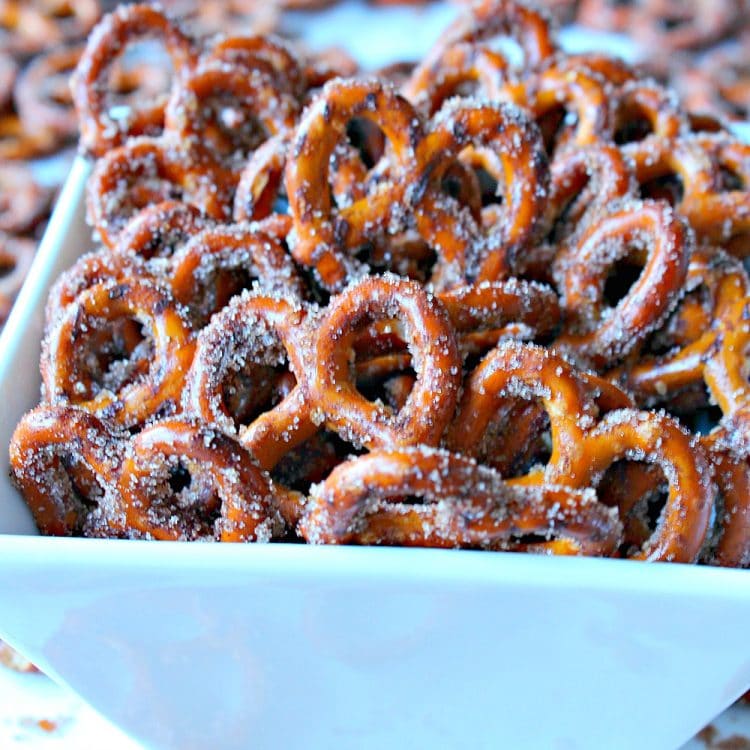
0,4,748,749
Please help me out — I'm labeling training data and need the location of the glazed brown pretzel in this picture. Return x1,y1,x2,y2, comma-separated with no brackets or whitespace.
170,224,305,326
164,61,299,172
182,293,315,488
564,410,714,562
285,78,422,290
71,3,196,157
613,249,750,413
42,278,195,427
9,405,121,537
114,200,210,261
554,200,691,368
86,136,230,249
299,447,621,555
117,418,284,542
311,275,462,449
447,341,632,480
519,142,634,281
414,98,548,287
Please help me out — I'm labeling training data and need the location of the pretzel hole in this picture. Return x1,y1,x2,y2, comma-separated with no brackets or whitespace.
345,118,386,169
72,316,152,399
603,255,644,307
476,400,552,477
717,165,745,192
598,460,668,554
638,173,684,205
191,266,265,327
614,108,654,146
146,455,222,536
537,106,574,154
222,361,293,432
106,41,173,121
273,431,351,494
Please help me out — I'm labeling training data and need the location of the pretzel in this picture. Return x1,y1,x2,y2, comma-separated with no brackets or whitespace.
0,0,100,56
613,249,749,411
701,429,750,568
44,248,151,327
164,61,298,171
311,275,461,449
299,447,621,555
117,418,284,542
681,135,750,253
0,113,58,160
567,410,713,562
86,136,230,249
202,33,306,100
170,224,305,326
233,132,289,222
519,142,634,280
402,42,509,116
612,80,688,146
447,341,631,478
13,44,81,141
414,98,548,287
497,58,613,152
71,3,196,157
0,163,51,234
9,405,121,537
182,293,315,493
42,278,195,427
427,0,556,72
554,200,691,368
0,233,36,323
285,78,422,290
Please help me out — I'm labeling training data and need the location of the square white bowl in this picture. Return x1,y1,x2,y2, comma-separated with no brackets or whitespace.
0,6,749,748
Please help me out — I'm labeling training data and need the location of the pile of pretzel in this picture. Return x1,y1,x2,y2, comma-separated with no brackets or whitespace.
9,0,750,567
548,0,750,123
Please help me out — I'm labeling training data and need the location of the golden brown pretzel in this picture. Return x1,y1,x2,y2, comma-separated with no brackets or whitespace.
71,3,196,157
182,293,315,490
563,410,714,562
114,200,210,261
447,341,631,479
164,61,298,171
9,404,121,536
117,418,284,541
299,447,621,555
414,98,548,287
311,275,461,449
86,136,230,249
0,233,36,323
170,224,305,326
554,200,691,368
285,78,422,290
42,278,195,427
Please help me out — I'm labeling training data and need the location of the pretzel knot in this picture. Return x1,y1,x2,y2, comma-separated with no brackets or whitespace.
9,405,122,536
414,99,548,287
285,78,423,290
41,278,195,427
71,3,196,157
299,447,621,555
554,199,692,368
118,418,284,542
311,275,462,449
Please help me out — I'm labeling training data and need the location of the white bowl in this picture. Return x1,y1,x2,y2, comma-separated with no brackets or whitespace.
0,6,748,748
